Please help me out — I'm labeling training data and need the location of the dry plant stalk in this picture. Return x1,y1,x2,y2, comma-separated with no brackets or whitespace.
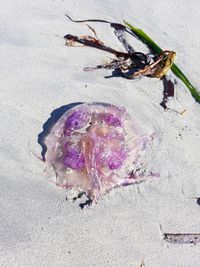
164,233,200,245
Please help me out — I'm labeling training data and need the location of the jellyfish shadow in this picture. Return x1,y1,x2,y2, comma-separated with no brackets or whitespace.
38,102,83,161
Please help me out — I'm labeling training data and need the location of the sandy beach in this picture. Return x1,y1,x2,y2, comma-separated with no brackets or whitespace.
1,0,200,266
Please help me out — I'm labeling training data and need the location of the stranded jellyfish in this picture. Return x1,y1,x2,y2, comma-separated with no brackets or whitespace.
44,103,154,203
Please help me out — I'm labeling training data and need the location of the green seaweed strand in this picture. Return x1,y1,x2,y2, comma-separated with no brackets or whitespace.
124,20,200,104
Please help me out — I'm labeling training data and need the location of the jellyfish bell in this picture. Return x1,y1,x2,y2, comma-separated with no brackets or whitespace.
44,103,154,203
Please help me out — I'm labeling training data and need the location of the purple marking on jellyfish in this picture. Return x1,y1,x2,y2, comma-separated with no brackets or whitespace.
65,109,90,130
107,149,126,170
64,144,85,170
103,113,122,127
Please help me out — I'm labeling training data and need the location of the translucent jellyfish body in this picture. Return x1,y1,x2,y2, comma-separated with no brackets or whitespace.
44,103,153,202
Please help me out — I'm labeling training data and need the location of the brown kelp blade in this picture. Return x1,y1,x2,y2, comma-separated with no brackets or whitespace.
64,34,129,58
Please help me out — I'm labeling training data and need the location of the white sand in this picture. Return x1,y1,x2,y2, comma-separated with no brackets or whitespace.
1,0,200,266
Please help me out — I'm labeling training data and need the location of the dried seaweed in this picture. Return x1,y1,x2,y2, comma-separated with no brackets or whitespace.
64,15,177,108
65,15,174,78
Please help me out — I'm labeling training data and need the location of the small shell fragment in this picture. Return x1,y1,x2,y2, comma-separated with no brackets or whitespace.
44,103,153,202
